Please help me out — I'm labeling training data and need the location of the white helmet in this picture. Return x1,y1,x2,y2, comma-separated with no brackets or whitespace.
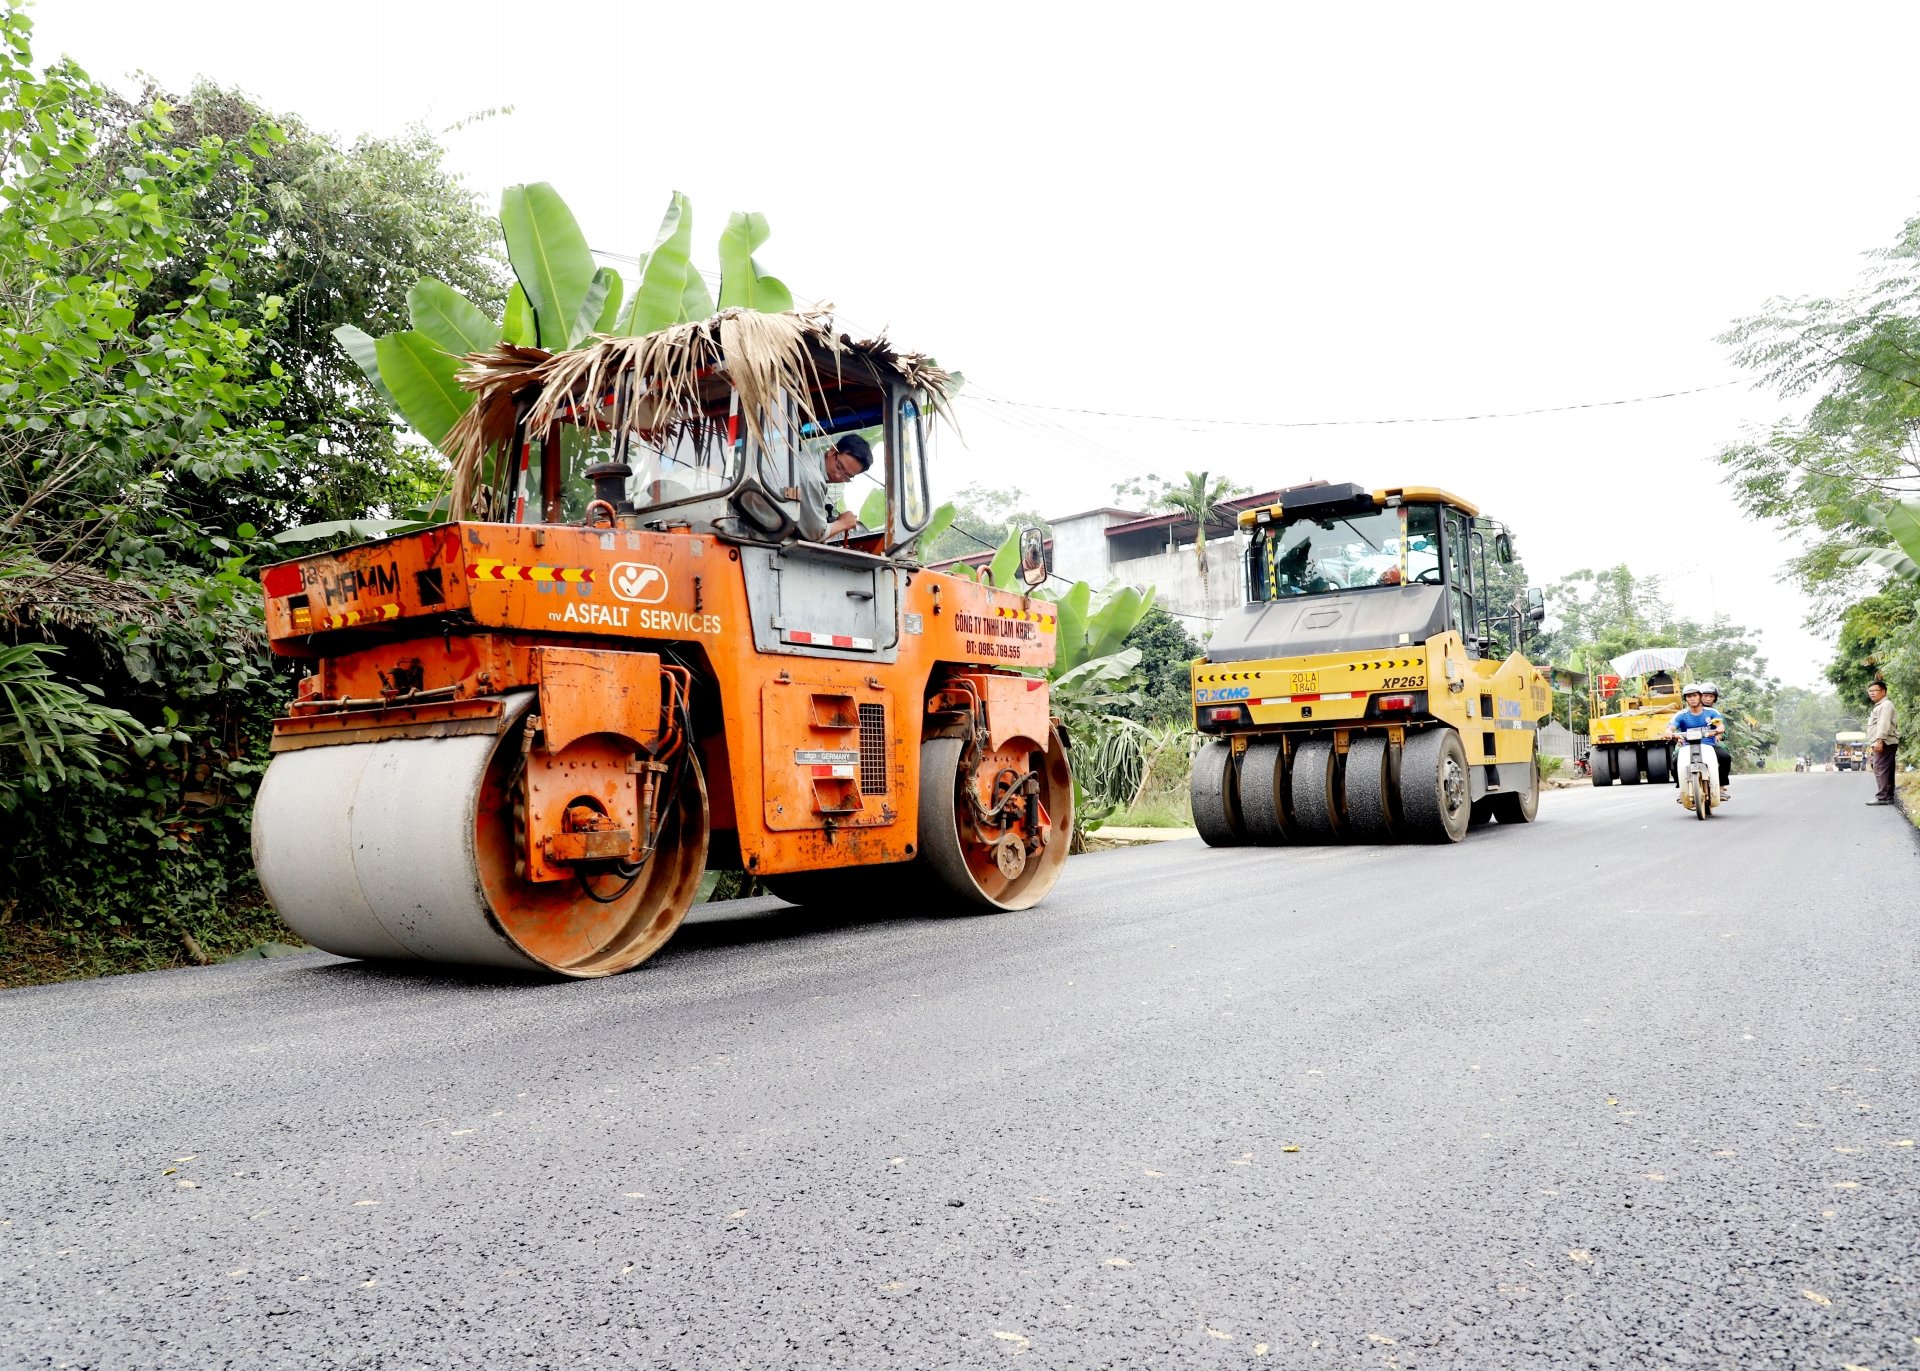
1696,681,1719,698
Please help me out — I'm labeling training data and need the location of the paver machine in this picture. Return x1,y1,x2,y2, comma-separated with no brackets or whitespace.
250,312,1072,976
1586,647,1691,786
1188,483,1550,844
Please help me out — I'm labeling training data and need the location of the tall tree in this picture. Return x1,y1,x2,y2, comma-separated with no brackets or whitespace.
1717,207,1920,609
95,81,509,532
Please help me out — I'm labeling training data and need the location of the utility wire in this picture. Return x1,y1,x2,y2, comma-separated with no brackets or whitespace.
969,381,1740,430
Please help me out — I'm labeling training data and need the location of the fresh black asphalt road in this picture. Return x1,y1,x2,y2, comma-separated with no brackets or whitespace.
4,772,1917,1370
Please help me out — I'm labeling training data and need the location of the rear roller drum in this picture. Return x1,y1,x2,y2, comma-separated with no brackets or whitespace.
1189,741,1247,848
253,693,710,977
1617,746,1642,785
1491,744,1540,824
1645,744,1671,785
1289,737,1344,842
1589,746,1614,787
1237,738,1297,844
917,727,1073,912
1341,735,1398,841
1399,727,1471,843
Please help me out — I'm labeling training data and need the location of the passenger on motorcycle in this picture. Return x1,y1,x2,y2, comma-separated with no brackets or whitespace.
1696,681,1733,796
1668,686,1728,803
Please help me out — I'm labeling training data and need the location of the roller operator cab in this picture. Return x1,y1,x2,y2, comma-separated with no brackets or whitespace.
249,312,1071,977
1188,483,1551,845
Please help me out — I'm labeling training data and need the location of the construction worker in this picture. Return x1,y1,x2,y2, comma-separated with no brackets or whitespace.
795,432,872,541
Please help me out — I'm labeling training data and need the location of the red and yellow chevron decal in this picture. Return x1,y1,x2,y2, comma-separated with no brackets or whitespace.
296,602,401,632
467,559,596,584
995,604,1057,631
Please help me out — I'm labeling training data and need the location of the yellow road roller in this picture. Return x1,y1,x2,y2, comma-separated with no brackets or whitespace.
1189,483,1551,844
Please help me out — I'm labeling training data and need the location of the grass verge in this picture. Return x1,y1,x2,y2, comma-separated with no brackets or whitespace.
0,898,295,991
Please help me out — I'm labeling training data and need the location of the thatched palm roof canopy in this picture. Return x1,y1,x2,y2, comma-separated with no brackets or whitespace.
443,308,954,519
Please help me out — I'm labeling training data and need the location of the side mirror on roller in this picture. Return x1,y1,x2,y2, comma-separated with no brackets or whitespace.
1018,527,1050,588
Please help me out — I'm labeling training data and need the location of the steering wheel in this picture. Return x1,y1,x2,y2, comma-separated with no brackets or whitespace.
1412,567,1443,585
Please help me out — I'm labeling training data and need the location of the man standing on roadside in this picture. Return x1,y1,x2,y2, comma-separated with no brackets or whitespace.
1865,680,1900,806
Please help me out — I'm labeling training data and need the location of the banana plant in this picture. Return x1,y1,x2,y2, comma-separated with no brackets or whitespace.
1841,500,1920,582
327,185,792,467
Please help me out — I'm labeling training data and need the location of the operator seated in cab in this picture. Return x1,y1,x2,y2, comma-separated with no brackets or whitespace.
1667,684,1729,803
795,432,873,542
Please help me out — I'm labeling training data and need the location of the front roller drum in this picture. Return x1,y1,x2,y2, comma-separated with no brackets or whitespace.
1189,741,1247,847
918,727,1073,912
252,694,709,977
1289,737,1345,842
1237,738,1298,844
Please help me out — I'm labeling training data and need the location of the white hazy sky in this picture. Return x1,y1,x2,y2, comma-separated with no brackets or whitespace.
39,0,1920,687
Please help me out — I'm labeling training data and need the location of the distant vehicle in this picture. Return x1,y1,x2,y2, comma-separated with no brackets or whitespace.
1834,731,1868,771
1588,647,1693,787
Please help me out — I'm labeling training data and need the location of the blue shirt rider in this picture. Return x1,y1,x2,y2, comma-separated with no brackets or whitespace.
1668,684,1728,800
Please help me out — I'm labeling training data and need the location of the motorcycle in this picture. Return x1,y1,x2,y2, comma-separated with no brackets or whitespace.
1675,727,1717,819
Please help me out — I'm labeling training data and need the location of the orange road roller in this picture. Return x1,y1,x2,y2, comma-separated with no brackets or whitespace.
251,312,1072,976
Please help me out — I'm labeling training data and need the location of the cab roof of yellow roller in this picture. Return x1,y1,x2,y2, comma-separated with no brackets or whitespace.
442,308,956,520
1236,482,1480,528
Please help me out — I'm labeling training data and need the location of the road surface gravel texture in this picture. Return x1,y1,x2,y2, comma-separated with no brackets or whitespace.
3,773,1916,1370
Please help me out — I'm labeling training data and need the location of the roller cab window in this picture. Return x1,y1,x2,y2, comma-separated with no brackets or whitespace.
1250,504,1416,600
513,377,740,524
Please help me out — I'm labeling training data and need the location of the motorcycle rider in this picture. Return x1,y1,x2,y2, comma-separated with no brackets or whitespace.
1696,681,1734,797
1667,684,1728,804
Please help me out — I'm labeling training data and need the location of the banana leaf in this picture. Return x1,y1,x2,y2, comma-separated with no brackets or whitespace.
623,192,699,336
373,330,472,450
1884,499,1920,570
1050,581,1093,674
717,211,795,313
1085,585,1155,661
593,267,625,334
407,278,496,357
334,324,397,410
681,267,715,325
988,528,1020,589
858,487,887,530
1842,545,1920,580
916,501,957,554
500,183,596,351
273,518,428,545
570,267,621,346
503,283,536,346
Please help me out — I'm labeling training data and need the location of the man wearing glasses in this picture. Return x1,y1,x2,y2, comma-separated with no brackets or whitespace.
807,432,872,541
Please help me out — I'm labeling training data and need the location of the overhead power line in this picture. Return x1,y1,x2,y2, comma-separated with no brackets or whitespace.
967,381,1741,430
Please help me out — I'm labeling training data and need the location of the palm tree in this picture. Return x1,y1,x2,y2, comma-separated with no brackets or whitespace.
1154,470,1248,611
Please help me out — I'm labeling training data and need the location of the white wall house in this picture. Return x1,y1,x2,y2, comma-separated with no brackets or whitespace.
931,491,1288,640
